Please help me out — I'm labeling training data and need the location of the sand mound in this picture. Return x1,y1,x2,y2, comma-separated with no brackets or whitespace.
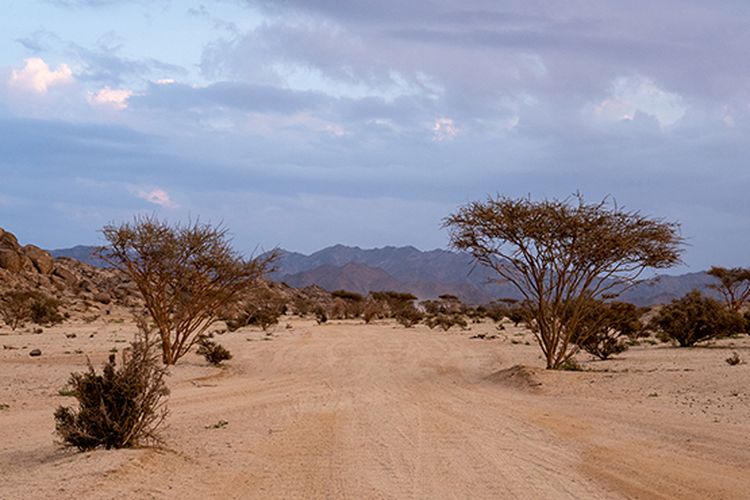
484,364,547,392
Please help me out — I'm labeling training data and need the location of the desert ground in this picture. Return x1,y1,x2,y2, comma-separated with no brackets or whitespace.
1,316,749,499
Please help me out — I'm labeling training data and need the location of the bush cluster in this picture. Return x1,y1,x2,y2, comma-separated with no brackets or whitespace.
650,290,745,347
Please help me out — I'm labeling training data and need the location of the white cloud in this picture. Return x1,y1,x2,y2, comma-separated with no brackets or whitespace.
9,58,73,93
156,78,175,85
592,76,686,128
136,188,177,208
432,116,458,141
87,86,133,110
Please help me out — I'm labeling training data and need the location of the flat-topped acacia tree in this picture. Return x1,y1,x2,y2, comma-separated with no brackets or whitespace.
100,217,275,365
444,194,683,369
707,266,750,312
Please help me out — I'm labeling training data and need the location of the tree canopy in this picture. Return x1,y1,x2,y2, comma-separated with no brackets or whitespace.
445,194,682,369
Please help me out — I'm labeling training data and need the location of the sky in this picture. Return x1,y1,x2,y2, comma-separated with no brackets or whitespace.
0,0,748,271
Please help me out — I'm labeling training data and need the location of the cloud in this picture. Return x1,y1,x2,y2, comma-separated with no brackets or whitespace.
8,58,73,93
432,117,457,141
87,86,133,110
135,188,177,208
591,76,686,128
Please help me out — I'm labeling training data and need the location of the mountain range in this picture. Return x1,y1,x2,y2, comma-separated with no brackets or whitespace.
51,243,721,306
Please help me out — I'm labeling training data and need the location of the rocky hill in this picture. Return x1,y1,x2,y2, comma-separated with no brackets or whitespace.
0,228,140,319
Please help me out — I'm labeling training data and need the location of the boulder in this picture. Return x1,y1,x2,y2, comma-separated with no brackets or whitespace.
93,291,112,305
53,265,78,287
23,245,54,274
0,249,23,272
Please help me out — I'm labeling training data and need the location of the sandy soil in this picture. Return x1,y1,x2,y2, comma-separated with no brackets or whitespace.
1,316,749,499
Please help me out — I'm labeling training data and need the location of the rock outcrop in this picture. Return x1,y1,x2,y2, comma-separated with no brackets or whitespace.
0,227,141,319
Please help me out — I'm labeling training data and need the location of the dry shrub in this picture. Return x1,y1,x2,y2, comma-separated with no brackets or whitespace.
425,313,468,331
726,352,742,366
54,326,169,451
651,290,745,347
368,291,422,327
0,290,63,330
196,334,232,365
226,286,286,332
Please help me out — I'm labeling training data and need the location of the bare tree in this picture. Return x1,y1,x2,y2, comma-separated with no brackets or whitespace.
707,266,750,312
445,194,682,369
100,216,275,365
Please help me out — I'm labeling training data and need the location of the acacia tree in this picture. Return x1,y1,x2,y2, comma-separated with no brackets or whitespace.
100,217,275,365
445,194,682,369
707,266,750,312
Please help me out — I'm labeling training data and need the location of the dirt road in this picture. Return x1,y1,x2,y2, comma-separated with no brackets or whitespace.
1,319,748,498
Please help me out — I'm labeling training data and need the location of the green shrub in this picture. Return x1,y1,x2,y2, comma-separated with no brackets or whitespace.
574,301,645,360
651,290,745,347
196,335,232,366
54,330,169,451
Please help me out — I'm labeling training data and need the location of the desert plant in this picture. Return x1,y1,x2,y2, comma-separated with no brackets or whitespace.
0,290,63,329
330,290,365,319
54,326,169,450
0,290,34,330
573,301,645,360
29,294,63,326
651,290,745,347
225,285,286,332
424,313,468,331
725,352,742,366
707,266,750,312
196,334,232,365
315,307,328,324
445,194,682,369
100,216,275,364
370,291,422,327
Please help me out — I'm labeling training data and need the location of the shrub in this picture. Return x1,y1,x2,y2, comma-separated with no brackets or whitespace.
573,301,645,360
368,291,422,327
0,290,63,329
330,290,364,319
196,335,232,366
362,298,387,323
225,286,286,332
29,294,63,326
54,328,169,450
725,352,742,366
315,307,328,324
651,290,745,347
394,307,423,328
425,313,468,331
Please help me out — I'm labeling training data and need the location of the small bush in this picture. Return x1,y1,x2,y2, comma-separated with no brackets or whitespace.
29,295,64,326
574,301,645,360
394,307,423,328
558,358,584,371
54,329,169,451
425,313,468,331
651,290,745,347
196,335,232,366
315,307,328,324
726,352,742,366
0,290,63,330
